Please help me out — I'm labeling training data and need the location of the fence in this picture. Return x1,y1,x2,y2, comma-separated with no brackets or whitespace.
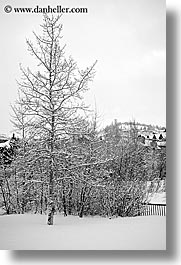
141,203,166,216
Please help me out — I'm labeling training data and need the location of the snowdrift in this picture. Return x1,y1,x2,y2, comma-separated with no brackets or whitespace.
0,214,166,250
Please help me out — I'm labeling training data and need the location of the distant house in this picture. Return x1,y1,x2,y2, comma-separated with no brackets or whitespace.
137,130,166,150
0,133,17,149
0,140,11,149
0,134,8,144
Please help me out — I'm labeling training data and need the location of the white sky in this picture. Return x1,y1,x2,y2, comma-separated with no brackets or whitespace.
0,0,166,136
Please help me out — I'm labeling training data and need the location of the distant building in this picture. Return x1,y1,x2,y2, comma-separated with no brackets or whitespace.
137,129,166,150
0,134,8,144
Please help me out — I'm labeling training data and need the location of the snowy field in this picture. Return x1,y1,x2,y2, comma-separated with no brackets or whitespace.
0,214,166,250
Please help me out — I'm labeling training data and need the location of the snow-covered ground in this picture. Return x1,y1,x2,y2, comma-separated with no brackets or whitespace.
149,192,166,204
0,214,166,250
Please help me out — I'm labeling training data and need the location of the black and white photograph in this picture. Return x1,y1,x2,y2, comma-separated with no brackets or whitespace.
0,0,166,250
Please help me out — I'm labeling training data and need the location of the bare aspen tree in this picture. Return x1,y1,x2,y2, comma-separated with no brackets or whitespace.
14,15,96,225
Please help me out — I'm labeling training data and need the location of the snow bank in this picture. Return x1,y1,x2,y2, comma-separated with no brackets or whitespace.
0,214,166,250
149,192,166,204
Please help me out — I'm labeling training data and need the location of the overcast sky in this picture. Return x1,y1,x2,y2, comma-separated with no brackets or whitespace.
0,0,166,136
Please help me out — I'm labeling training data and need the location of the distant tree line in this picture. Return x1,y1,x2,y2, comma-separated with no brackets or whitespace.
0,121,166,219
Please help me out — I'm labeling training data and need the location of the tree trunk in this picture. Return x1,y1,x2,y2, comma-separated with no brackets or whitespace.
47,180,55,225
40,181,44,214
0,182,9,214
79,186,91,218
62,180,67,216
47,200,55,225
14,169,21,214
21,174,26,214
79,186,86,218
68,179,73,215
3,166,13,214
